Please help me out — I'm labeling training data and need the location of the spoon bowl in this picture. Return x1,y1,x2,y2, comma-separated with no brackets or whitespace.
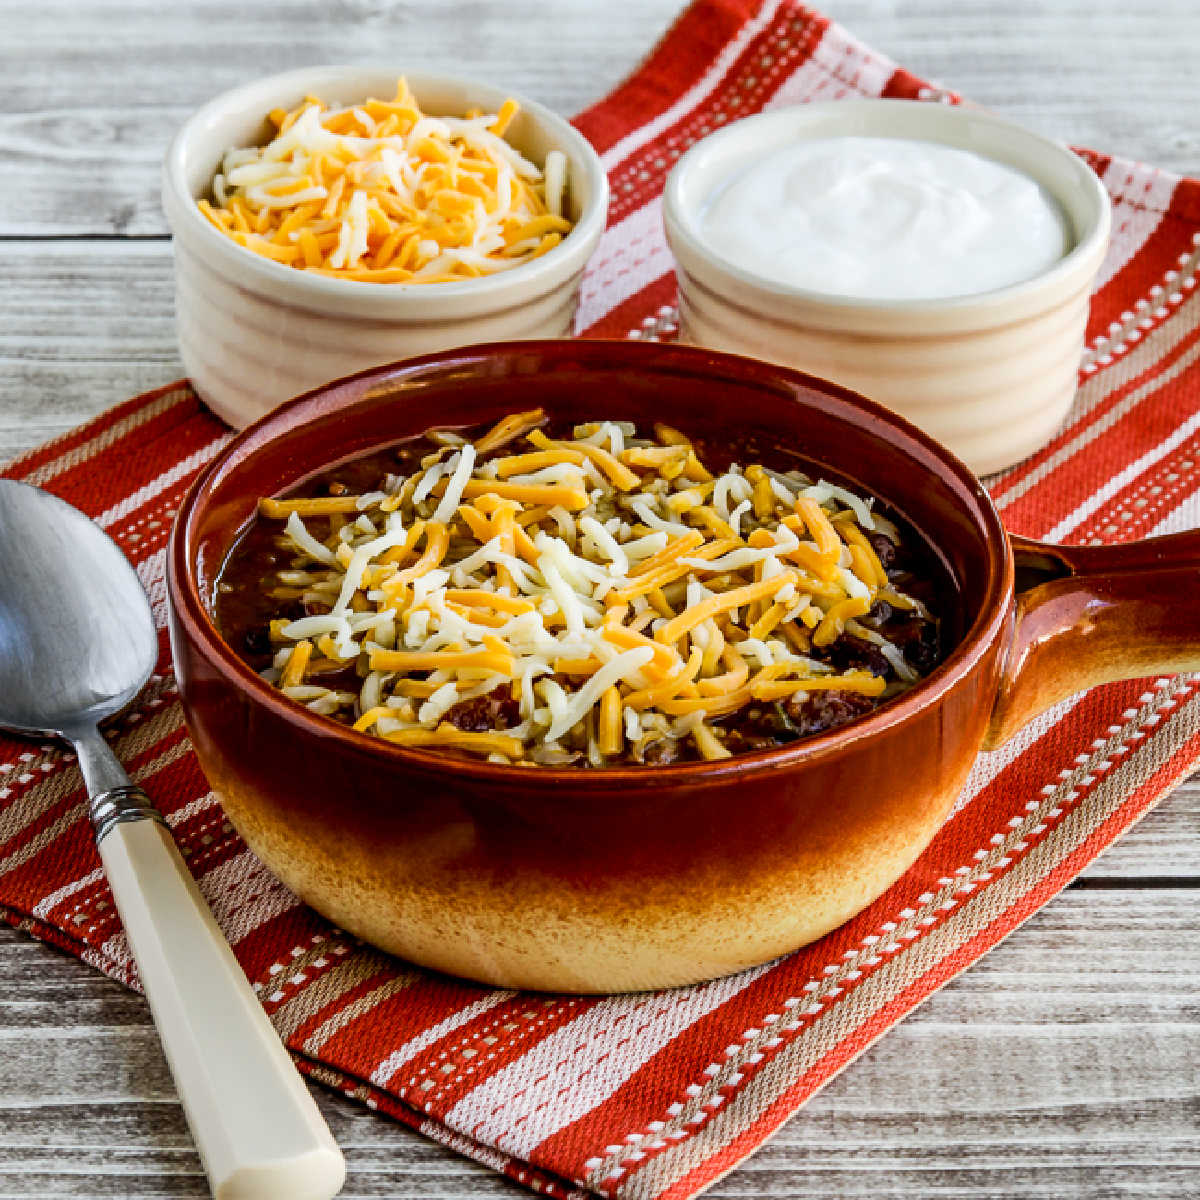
0,480,157,737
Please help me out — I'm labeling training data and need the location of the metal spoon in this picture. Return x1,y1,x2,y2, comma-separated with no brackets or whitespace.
0,480,345,1200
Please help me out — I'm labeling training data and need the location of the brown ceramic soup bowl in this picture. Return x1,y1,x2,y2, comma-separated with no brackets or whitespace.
167,340,1200,992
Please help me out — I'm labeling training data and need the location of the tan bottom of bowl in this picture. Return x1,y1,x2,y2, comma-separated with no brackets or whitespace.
212,775,966,994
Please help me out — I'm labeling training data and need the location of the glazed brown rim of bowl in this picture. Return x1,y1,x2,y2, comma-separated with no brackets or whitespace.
168,339,1013,789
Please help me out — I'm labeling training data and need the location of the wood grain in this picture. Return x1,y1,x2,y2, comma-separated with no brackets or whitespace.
2,0,1198,1196
3,0,1199,237
0,243,179,460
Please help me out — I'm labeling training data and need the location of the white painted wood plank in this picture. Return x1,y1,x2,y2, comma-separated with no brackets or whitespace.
0,242,180,461
3,0,1199,235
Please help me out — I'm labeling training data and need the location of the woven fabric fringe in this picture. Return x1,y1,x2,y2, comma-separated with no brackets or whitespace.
3,4,1199,1197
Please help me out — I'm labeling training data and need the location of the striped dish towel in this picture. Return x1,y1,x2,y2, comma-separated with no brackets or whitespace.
3,3,1199,1196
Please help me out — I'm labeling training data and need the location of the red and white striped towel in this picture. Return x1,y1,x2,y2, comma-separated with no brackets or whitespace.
3,4,1199,1196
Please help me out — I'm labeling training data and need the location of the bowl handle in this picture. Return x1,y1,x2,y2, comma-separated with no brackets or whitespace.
983,531,1200,748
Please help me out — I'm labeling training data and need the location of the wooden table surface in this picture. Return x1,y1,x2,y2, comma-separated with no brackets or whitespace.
2,1,1198,1196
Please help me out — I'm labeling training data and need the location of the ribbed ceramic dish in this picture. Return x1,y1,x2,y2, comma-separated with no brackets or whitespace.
663,100,1112,475
162,66,608,429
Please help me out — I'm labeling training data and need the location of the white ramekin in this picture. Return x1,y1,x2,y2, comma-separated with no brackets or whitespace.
162,67,608,429
663,100,1112,475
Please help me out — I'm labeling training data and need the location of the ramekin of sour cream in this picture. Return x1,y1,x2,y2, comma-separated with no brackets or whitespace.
663,101,1112,475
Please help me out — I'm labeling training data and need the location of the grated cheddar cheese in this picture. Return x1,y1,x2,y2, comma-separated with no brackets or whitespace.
198,79,573,282
219,413,945,765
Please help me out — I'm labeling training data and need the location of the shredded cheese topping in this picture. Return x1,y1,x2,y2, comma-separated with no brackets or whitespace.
248,412,935,765
198,79,573,282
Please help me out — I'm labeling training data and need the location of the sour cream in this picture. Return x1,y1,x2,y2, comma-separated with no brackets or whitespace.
700,136,1071,301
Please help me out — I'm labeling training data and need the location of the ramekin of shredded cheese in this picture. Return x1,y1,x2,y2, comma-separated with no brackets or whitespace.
199,78,574,283
216,409,945,768
163,67,608,427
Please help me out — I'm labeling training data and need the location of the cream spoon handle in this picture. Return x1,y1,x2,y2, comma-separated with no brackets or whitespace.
79,728,345,1200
